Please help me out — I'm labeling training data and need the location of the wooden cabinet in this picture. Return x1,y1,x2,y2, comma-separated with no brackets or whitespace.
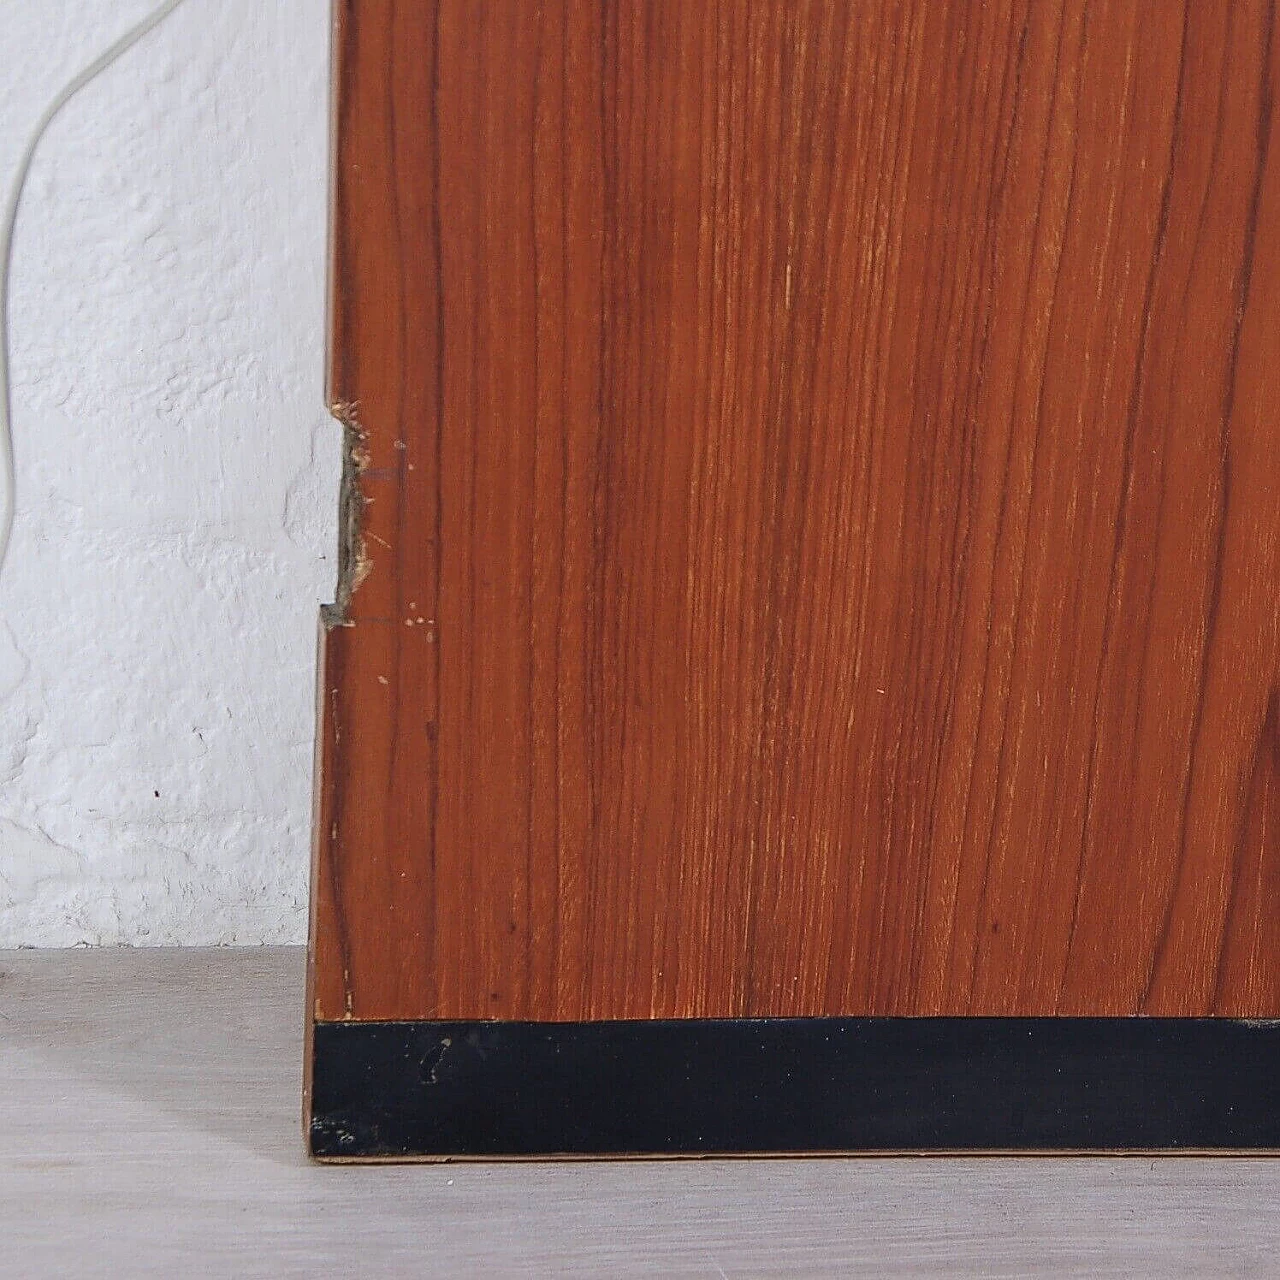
307,0,1280,1157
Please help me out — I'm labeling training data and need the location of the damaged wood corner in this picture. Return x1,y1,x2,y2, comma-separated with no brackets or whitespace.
322,400,372,628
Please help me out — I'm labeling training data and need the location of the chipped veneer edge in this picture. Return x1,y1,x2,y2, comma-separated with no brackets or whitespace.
321,400,372,628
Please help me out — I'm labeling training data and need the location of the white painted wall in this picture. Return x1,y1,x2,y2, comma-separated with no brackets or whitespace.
0,0,337,944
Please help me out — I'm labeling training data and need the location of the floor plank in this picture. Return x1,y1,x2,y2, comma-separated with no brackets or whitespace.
2,947,1278,1276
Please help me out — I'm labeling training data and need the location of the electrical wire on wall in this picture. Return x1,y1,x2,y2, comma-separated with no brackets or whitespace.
0,0,188,582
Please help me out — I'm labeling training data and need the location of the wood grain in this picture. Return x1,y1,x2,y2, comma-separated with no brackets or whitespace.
311,0,1280,1022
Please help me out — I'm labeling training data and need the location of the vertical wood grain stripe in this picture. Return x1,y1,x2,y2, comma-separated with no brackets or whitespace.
312,0,1280,1022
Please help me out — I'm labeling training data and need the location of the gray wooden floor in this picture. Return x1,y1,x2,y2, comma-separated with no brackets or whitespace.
2,949,1278,1278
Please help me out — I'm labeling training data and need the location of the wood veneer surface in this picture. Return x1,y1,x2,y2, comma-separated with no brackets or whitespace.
311,0,1280,1022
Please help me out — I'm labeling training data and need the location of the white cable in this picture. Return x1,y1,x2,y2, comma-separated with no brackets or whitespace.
0,0,188,582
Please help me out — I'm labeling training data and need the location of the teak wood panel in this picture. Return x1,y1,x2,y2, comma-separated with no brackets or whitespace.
311,0,1280,1023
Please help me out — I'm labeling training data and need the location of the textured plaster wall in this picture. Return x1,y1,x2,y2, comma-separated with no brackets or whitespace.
0,0,338,944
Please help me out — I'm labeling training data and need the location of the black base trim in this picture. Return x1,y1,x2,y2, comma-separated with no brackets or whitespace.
308,1017,1280,1158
